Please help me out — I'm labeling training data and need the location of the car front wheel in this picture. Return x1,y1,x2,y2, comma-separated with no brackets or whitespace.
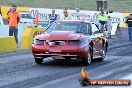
34,57,43,64
82,50,92,66
98,45,107,62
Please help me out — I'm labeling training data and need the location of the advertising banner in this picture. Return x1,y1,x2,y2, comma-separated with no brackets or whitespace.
29,8,123,25
0,6,127,27
29,8,62,21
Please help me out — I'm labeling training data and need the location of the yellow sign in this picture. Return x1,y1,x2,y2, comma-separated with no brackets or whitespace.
1,6,29,19
122,13,132,27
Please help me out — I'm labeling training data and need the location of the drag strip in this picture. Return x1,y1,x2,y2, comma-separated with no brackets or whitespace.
0,29,132,88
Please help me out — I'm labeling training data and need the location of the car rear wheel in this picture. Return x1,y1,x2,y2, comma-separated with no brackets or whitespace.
34,57,43,64
82,50,92,66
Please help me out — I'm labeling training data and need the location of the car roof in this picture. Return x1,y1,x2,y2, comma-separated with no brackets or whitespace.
57,20,91,24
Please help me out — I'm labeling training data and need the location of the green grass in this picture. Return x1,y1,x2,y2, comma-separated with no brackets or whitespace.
0,0,132,12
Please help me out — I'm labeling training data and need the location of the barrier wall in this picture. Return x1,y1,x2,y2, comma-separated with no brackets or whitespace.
0,36,17,53
0,25,29,44
21,27,46,49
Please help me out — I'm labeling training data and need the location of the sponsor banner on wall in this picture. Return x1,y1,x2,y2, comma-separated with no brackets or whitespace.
29,8,62,21
29,8,123,26
0,6,124,27
71,11,123,26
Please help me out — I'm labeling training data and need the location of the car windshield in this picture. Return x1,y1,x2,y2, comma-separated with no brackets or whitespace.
45,21,91,34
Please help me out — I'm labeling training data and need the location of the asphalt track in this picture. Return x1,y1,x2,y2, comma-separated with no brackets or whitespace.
0,28,132,88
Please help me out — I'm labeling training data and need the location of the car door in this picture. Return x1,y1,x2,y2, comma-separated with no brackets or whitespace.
91,23,104,57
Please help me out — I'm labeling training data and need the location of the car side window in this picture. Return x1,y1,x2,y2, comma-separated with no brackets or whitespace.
92,24,100,34
86,23,91,34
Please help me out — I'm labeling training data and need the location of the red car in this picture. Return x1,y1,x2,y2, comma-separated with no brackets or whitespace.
32,20,108,65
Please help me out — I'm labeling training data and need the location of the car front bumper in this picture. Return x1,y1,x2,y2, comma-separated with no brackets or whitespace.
32,45,88,58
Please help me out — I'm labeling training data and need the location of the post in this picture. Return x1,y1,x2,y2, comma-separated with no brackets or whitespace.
75,0,77,9
36,0,39,7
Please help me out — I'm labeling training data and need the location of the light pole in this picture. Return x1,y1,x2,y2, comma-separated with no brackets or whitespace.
36,0,38,7
75,0,77,9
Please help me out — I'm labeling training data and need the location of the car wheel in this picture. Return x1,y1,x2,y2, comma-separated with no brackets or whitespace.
98,45,106,62
82,50,92,66
34,57,43,64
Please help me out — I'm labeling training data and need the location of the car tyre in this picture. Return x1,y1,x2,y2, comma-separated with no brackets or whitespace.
82,50,92,66
35,57,43,64
98,44,107,62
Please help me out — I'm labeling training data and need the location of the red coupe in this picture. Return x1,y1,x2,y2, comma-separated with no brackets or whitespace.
32,20,108,65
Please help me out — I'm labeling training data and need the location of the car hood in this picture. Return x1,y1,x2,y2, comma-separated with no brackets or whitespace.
36,31,82,40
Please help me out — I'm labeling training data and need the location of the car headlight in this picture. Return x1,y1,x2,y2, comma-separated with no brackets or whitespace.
66,40,83,45
33,39,44,45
